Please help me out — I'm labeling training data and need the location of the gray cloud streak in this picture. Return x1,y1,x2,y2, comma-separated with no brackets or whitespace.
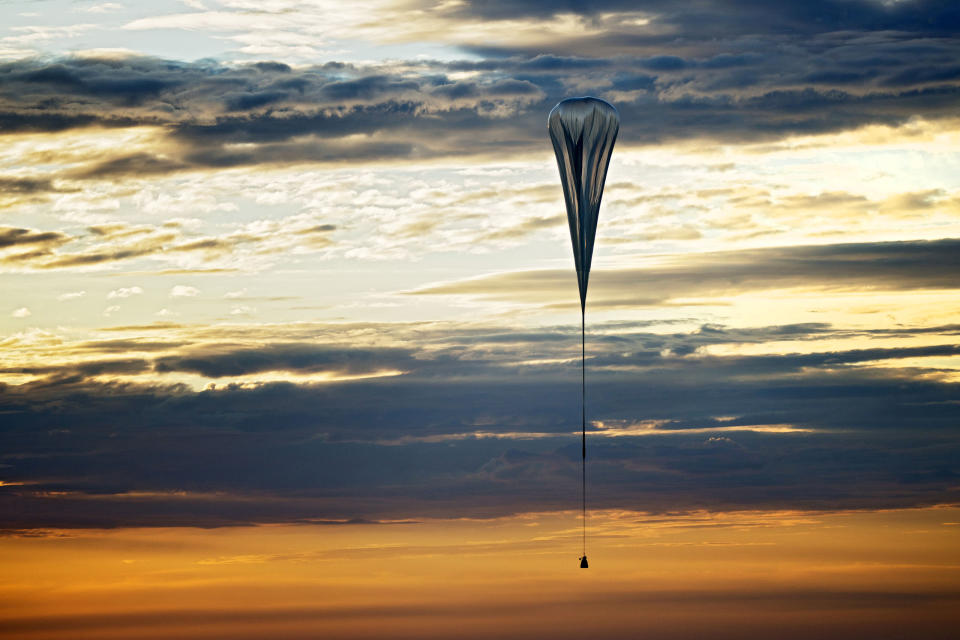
412,238,960,307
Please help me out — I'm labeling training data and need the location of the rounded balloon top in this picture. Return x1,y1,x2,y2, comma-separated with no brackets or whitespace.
547,96,619,130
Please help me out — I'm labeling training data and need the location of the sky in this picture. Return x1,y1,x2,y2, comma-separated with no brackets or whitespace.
1,1,959,637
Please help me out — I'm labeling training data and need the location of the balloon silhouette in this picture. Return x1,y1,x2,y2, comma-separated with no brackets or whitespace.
548,97,619,569
548,97,620,312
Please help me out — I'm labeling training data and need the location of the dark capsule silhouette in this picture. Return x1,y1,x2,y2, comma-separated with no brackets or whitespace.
580,555,589,569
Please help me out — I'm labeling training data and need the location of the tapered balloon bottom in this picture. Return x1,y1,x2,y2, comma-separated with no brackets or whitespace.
579,555,588,568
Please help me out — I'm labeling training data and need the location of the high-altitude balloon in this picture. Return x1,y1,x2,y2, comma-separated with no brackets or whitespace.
548,96,619,570
548,97,619,310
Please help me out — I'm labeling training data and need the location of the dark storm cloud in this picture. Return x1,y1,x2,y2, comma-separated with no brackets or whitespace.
2,2,960,178
1,311,958,528
413,238,960,307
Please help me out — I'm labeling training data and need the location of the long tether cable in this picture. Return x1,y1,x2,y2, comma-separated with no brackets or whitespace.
581,306,586,562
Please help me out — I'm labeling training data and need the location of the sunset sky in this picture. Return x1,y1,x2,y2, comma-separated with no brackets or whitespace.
1,1,959,638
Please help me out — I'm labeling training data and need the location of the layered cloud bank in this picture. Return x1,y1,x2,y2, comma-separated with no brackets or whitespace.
3,295,959,528
1,2,959,178
2,36,960,179
1,0,959,532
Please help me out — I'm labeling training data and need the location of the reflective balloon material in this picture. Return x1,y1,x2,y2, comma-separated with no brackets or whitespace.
548,97,619,309
548,97,619,568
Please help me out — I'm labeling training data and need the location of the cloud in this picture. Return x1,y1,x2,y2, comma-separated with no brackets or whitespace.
0,227,70,260
0,177,56,195
169,285,200,298
447,0,960,48
11,307,31,318
1,28,959,177
80,2,125,13
0,216,340,273
152,343,417,378
41,233,177,269
1,24,99,53
1,313,958,529
75,338,185,353
56,290,87,301
411,238,960,308
0,225,174,271
0,177,73,209
107,286,143,299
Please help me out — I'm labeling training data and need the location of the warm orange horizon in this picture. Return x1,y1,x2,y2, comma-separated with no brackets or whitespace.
3,505,958,639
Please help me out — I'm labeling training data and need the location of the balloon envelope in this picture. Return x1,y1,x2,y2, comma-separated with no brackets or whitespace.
548,97,619,309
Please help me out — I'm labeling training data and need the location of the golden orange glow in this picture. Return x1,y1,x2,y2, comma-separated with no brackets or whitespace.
2,506,958,639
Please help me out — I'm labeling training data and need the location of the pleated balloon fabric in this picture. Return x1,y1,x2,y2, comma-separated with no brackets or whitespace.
548,97,619,310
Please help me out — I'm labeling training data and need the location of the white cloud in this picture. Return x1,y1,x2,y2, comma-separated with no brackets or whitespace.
12,307,31,318
2,24,99,49
230,305,255,315
80,3,125,13
224,288,247,298
155,308,177,317
170,285,200,298
57,291,87,302
108,286,144,299
103,305,120,317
